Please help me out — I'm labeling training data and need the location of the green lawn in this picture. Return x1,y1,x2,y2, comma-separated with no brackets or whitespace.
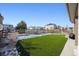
17,34,67,56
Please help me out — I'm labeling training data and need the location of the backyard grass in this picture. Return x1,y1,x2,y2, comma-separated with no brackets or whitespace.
17,34,67,56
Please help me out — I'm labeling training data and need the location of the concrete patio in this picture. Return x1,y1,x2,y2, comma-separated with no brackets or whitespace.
60,37,76,56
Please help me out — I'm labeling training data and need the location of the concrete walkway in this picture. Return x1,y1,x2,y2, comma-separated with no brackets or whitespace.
60,38,75,56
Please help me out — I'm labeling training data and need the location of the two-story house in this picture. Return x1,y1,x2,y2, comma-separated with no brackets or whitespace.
44,23,57,33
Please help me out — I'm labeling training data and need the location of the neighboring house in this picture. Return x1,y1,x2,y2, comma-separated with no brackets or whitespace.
3,24,14,33
0,13,4,38
56,25,62,33
61,27,66,32
26,26,44,34
0,14,4,25
66,27,73,33
26,26,36,34
44,23,57,33
57,25,62,29
33,26,45,34
27,26,36,30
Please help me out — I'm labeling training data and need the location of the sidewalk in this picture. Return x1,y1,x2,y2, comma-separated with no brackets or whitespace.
60,38,75,56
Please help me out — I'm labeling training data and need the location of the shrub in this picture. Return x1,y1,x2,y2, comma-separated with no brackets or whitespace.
16,40,30,56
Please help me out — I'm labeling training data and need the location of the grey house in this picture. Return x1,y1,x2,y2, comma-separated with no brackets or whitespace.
0,14,4,37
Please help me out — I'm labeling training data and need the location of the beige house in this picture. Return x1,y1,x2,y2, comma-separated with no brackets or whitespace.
67,3,78,55
44,23,57,33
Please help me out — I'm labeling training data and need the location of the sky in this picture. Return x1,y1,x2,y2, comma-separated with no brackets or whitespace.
0,3,72,27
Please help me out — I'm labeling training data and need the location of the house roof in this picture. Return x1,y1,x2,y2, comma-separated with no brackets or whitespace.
46,23,56,26
67,3,78,23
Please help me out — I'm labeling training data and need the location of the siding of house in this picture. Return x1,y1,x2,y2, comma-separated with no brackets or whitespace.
74,19,78,45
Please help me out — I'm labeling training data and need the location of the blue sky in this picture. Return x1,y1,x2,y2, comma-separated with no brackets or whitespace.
0,3,72,27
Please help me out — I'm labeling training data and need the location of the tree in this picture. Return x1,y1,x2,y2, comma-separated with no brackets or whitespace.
16,21,27,33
